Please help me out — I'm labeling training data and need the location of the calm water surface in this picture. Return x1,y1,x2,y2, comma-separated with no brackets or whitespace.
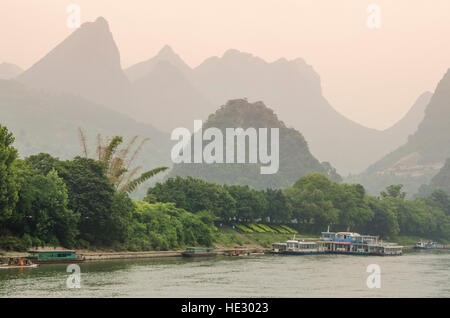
1,250,449,297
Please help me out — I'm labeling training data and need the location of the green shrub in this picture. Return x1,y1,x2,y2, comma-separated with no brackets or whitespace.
75,239,90,250
234,224,253,233
20,234,33,249
126,243,140,252
247,224,265,233
270,225,290,234
280,225,298,234
258,224,277,233
0,236,24,251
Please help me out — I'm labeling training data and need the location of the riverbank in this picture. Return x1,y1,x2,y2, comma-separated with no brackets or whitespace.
2,229,447,261
0,226,281,260
3,244,449,261
82,247,268,260
0,247,269,261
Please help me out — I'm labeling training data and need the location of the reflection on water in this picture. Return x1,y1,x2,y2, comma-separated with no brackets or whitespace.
1,250,449,297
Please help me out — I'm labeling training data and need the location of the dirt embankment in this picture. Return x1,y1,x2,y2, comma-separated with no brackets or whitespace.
1,247,269,261
0,229,273,260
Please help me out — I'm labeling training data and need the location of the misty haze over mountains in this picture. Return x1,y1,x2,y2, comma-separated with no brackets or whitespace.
1,16,447,193
0,62,23,79
351,68,450,196
123,36,433,175
0,79,170,169
17,17,132,113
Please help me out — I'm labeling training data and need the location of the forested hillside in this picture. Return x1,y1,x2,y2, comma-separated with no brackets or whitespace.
168,99,341,189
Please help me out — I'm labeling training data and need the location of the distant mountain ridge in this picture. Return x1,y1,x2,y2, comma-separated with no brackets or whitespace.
194,49,431,174
383,91,432,144
367,69,450,174
17,17,131,113
130,60,213,131
12,16,431,176
348,69,450,196
128,46,430,174
125,45,192,81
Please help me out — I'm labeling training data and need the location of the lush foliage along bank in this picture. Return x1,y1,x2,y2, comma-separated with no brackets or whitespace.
1,123,449,251
0,124,213,251
148,175,450,242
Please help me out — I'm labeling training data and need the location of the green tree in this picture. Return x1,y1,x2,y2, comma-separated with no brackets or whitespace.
147,176,236,220
395,199,443,237
12,161,79,247
380,184,406,200
33,170,79,247
106,191,134,244
78,129,168,193
365,196,399,237
426,189,450,216
263,188,291,223
284,186,308,223
56,157,116,244
284,176,332,232
224,185,267,222
25,153,59,175
288,173,339,232
0,124,18,224
130,201,214,250
333,184,373,232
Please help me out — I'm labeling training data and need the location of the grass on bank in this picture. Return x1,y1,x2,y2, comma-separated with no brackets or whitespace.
214,225,249,248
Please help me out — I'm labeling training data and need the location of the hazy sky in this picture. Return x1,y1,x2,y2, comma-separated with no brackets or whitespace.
1,0,450,130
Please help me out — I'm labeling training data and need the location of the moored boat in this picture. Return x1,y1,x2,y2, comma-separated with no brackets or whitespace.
415,241,444,249
271,230,403,256
0,263,38,269
182,247,217,257
27,250,85,264
319,231,403,256
224,248,249,256
0,257,38,269
271,237,325,255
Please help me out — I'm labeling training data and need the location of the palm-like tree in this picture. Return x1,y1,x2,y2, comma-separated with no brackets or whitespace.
78,128,168,193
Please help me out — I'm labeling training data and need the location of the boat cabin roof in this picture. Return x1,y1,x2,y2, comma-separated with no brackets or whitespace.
336,232,360,236
286,240,317,244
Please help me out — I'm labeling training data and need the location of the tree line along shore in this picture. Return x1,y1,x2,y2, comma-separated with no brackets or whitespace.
1,124,449,254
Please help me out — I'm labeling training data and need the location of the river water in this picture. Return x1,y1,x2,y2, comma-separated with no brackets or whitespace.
1,250,449,297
